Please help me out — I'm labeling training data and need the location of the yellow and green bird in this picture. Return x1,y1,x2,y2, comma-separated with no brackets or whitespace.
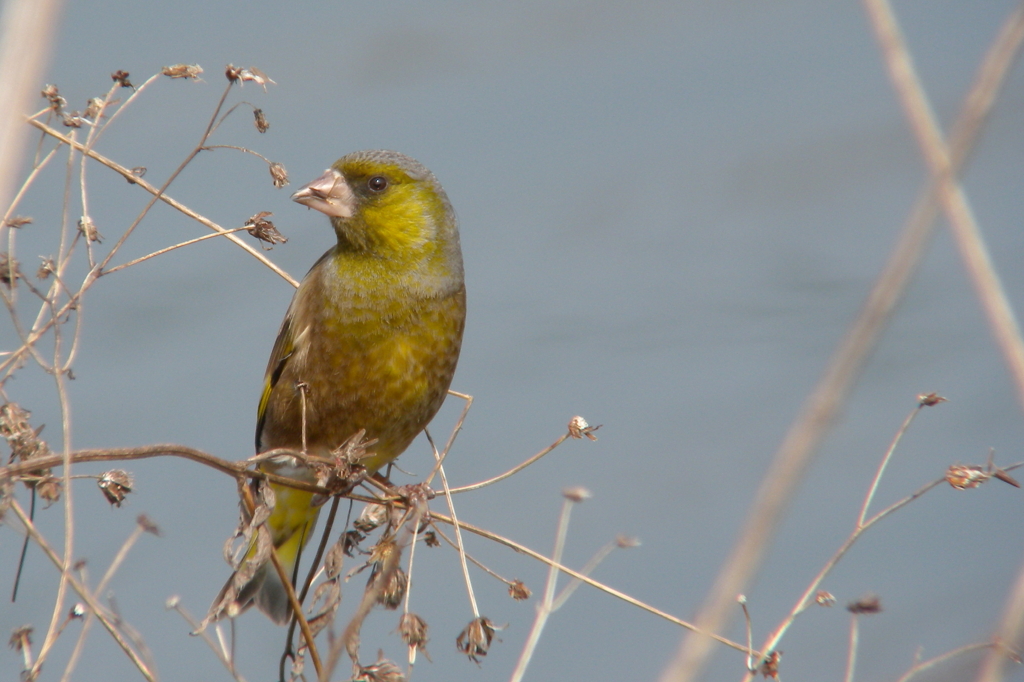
219,150,466,624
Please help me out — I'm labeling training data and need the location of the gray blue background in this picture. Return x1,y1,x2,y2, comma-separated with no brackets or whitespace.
2,2,1024,681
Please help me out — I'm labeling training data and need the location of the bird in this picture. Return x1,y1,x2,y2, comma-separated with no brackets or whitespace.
213,150,466,624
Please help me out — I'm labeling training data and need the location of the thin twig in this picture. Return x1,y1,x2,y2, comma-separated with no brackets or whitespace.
858,401,927,526
25,118,298,287
510,496,575,682
9,500,157,682
844,614,859,682
424,390,473,489
428,432,479,616
899,641,999,682
168,602,247,682
102,226,250,275
428,510,754,657
62,520,153,682
446,431,570,494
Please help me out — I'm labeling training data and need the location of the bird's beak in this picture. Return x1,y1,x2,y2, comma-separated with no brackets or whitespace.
292,168,355,219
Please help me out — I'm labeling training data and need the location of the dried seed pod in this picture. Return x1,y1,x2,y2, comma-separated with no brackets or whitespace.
456,617,497,663
98,469,133,507
508,580,531,601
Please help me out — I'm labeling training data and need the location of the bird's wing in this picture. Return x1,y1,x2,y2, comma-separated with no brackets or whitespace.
255,313,294,453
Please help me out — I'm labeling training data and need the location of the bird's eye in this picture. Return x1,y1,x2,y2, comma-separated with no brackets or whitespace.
367,176,388,193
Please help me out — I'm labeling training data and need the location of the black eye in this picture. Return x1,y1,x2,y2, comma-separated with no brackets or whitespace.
367,175,388,193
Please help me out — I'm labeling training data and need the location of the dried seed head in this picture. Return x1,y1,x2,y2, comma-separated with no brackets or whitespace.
83,97,105,120
815,591,836,607
456,617,498,664
508,579,531,601
0,402,51,466
562,486,592,502
355,502,389,533
41,84,66,111
355,653,405,682
343,529,365,556
36,257,55,280
165,595,180,609
98,469,133,507
568,415,600,440
8,625,32,651
847,594,882,614
61,111,84,128
370,561,407,611
137,514,160,536
0,253,20,286
422,531,440,547
162,64,203,80
398,612,429,654
946,464,989,490
228,65,275,91
4,216,31,228
69,603,86,619
366,539,406,609
917,392,947,407
111,70,133,88
758,650,782,679
244,211,287,249
253,108,269,133
78,216,102,243
269,161,289,188
616,534,641,549
36,474,62,504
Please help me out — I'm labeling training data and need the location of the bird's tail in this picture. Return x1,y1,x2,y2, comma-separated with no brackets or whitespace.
207,479,322,625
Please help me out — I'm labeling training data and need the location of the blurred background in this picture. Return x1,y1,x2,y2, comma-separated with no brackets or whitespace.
2,1,1024,680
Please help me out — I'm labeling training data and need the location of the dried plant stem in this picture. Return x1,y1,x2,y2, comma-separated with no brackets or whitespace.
281,495,344,682
429,524,519,586
0,444,384,507
744,477,946,680
428,510,753,657
84,73,162,146
0,140,59,226
203,144,274,164
425,390,473,488
447,431,570,494
62,520,152,682
92,81,236,278
103,226,250,275
900,642,999,682
168,603,247,682
9,500,157,682
858,402,925,526
33,330,76,678
659,4,1024,679
551,537,622,610
435,455,479,617
269,547,322,678
844,614,859,682
510,496,575,682
25,118,298,287
864,0,1024,408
